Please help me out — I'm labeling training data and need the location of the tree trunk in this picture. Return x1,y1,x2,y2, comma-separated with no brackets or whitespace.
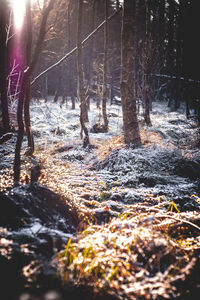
87,0,96,110
110,72,114,106
144,1,152,126
24,0,34,155
158,0,165,74
175,2,184,110
120,0,141,146
77,0,90,146
102,0,109,132
54,90,59,102
166,0,175,110
14,71,28,183
0,0,10,134
24,78,34,154
54,67,62,102
14,0,54,183
157,0,166,101
136,0,146,113
44,73,48,102
77,0,89,123
31,6,122,86
67,1,76,110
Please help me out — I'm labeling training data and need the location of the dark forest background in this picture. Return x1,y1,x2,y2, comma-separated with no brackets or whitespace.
29,0,200,114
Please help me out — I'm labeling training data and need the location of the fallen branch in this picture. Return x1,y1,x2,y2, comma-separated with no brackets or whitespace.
0,132,13,144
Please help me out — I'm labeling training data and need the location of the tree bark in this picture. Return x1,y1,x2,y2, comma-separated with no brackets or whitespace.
67,0,75,109
0,0,10,134
77,0,90,146
110,71,114,106
144,1,152,126
120,0,141,146
166,0,175,109
158,0,165,74
14,0,54,183
44,73,48,102
77,0,89,123
24,0,34,154
14,71,28,183
174,2,183,110
87,0,96,110
157,0,165,101
102,0,109,132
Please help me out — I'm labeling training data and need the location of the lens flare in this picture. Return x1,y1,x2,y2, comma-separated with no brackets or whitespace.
11,0,26,30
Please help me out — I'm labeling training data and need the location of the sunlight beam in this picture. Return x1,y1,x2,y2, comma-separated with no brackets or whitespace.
11,0,26,30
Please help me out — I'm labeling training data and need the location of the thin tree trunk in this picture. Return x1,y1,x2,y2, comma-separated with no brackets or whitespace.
120,0,141,146
77,0,89,123
54,67,62,102
14,0,54,183
14,72,28,183
185,80,190,119
157,0,165,101
102,0,109,132
24,78,34,154
175,2,183,110
62,90,67,105
67,1,75,109
77,0,90,146
144,1,152,126
44,73,48,102
110,72,114,106
31,7,122,85
167,0,175,109
29,0,54,75
136,0,146,114
87,0,96,110
54,90,59,102
0,0,10,134
24,0,34,154
141,70,145,114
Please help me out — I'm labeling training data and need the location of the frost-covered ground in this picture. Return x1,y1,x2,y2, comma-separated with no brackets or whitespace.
29,97,198,149
1,97,200,299
30,96,123,144
28,97,200,214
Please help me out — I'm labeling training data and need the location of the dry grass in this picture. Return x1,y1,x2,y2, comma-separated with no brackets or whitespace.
1,133,200,299
56,208,200,299
94,136,124,162
0,127,176,192
94,129,175,163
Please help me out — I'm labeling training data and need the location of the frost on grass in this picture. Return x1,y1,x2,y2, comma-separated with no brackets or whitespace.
1,98,200,298
56,209,200,299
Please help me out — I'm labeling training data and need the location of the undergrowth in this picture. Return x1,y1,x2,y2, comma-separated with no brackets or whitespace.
56,208,200,299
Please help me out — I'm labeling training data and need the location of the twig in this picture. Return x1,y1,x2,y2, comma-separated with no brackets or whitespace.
155,214,200,232
127,204,200,232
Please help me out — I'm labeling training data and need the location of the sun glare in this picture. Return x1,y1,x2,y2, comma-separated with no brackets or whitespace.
11,0,26,30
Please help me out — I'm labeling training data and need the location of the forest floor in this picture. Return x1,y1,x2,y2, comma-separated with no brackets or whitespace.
0,98,200,300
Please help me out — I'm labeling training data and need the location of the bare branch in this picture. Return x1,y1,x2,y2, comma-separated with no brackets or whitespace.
31,6,122,85
29,0,54,74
